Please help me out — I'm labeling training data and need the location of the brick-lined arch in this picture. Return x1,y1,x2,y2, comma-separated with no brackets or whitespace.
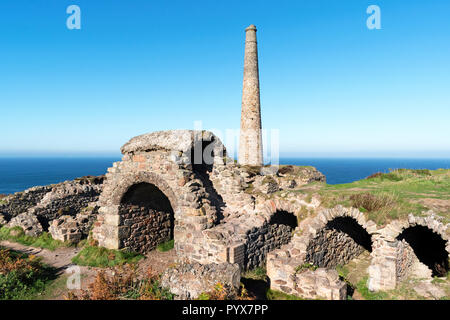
267,206,378,297
368,213,449,291
109,171,179,212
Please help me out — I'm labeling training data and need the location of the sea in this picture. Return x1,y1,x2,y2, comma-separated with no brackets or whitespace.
0,157,449,195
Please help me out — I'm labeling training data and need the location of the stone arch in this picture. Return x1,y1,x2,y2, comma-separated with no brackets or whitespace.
94,171,189,252
243,200,301,269
185,134,227,223
304,206,375,268
119,182,175,253
108,172,178,211
384,214,449,277
397,226,448,276
368,213,449,291
266,206,376,298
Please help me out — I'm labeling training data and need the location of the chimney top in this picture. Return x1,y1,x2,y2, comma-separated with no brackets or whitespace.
245,24,257,32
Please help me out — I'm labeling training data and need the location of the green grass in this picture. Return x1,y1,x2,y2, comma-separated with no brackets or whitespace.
71,245,144,267
242,266,267,281
0,226,71,251
266,289,306,300
355,277,389,300
156,239,174,252
295,263,318,273
297,168,450,225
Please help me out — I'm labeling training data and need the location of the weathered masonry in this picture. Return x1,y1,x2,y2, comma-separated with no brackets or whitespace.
368,213,449,291
92,130,320,265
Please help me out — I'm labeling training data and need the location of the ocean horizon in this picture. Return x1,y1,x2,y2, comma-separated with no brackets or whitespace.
0,157,449,195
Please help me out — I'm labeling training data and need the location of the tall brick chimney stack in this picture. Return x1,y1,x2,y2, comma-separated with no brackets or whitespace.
238,24,263,166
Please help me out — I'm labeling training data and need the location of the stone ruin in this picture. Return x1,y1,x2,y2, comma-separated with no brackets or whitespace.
0,176,103,241
0,24,448,300
88,129,449,299
0,130,448,299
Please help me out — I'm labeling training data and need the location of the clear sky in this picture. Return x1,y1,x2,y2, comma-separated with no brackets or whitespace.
0,0,449,158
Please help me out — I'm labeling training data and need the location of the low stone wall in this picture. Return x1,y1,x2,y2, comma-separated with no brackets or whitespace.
49,204,98,243
120,204,173,253
160,262,241,299
31,177,103,228
7,212,43,237
270,267,346,300
0,176,103,231
0,186,52,218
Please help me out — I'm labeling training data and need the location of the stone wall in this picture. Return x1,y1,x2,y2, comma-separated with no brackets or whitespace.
92,130,227,258
368,212,449,291
0,185,52,218
160,262,241,300
395,239,416,282
120,204,172,253
271,267,347,300
305,217,371,268
245,213,296,269
267,206,377,300
0,176,103,230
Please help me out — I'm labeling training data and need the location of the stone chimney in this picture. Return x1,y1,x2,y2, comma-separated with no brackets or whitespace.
238,24,263,166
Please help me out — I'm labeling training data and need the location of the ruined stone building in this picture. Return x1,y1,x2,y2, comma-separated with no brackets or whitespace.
0,25,448,300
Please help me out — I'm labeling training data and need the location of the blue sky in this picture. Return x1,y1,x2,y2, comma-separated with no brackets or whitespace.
0,0,449,158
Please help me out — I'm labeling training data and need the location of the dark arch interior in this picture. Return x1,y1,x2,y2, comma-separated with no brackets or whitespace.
397,226,449,277
269,210,298,230
121,182,173,212
120,182,174,253
326,217,372,252
190,139,225,223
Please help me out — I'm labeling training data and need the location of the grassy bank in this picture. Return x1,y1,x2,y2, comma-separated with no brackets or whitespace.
296,168,450,225
0,226,72,251
72,245,144,268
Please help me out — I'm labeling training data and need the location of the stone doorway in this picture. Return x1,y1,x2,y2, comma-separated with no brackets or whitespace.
119,182,174,254
397,226,449,277
306,216,372,268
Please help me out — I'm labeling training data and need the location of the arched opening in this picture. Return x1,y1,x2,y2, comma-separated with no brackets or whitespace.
397,226,449,277
119,182,174,254
189,139,225,223
241,210,298,298
269,210,298,230
306,217,372,268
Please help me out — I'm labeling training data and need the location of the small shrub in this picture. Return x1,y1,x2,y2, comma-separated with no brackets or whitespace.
67,265,173,300
71,245,143,268
350,193,396,212
278,166,294,175
196,282,253,300
0,248,56,299
366,172,383,179
295,263,318,273
156,239,174,252
262,176,277,185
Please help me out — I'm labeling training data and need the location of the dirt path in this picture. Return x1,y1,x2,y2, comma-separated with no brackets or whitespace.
0,240,178,300
0,240,81,270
